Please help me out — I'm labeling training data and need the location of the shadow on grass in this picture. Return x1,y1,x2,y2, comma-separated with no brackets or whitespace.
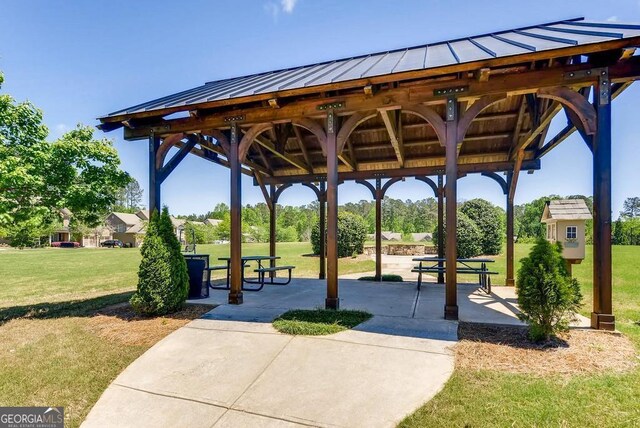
0,292,134,325
458,321,569,349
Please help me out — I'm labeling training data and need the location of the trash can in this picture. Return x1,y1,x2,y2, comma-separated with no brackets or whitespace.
184,255,210,299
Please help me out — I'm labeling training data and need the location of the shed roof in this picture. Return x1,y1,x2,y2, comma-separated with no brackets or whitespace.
104,18,640,119
542,199,593,222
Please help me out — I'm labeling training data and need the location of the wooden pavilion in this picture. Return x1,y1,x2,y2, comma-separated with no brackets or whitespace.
98,18,640,330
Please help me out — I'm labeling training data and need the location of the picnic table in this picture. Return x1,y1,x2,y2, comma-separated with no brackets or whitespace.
215,255,294,291
411,257,497,293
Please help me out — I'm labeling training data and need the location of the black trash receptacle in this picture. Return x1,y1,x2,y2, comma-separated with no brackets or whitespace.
184,256,209,299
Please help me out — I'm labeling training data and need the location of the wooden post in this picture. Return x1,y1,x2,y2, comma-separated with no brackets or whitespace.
444,98,459,320
228,122,243,304
148,133,161,214
375,178,382,281
325,111,339,310
319,181,326,280
437,174,445,284
591,70,615,330
506,171,515,287
269,184,277,278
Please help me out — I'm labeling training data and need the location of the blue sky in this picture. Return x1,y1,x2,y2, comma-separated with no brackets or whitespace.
1,0,639,217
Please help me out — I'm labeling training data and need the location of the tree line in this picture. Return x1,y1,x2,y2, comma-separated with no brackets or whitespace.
179,194,640,248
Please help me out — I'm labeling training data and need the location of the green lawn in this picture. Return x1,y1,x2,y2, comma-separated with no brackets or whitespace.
1,243,639,427
0,242,374,308
273,309,372,335
402,244,640,428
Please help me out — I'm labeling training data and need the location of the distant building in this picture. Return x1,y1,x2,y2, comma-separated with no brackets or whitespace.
105,211,147,247
411,232,432,242
381,231,402,241
50,208,73,243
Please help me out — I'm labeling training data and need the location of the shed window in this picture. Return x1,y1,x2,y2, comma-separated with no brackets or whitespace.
566,226,577,240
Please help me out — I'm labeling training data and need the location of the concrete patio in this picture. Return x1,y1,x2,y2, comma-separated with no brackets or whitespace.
84,276,577,428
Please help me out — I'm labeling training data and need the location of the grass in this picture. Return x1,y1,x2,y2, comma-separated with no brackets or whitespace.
273,309,372,335
401,243,640,428
0,288,212,427
1,242,639,427
0,242,374,308
358,274,404,282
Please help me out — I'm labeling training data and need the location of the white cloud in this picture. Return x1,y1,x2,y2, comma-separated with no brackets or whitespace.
264,0,298,21
606,16,619,22
281,0,298,13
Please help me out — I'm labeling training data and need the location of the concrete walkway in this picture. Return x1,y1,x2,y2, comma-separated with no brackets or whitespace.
83,280,458,428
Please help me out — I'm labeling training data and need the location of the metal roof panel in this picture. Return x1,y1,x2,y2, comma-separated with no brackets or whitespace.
105,18,640,118
425,43,457,68
448,39,494,63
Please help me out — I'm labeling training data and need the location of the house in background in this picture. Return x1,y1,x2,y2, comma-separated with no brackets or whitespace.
50,208,114,247
204,218,222,227
50,208,73,243
105,211,147,247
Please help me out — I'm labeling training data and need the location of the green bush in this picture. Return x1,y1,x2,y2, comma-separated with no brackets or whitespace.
311,211,367,257
432,211,483,259
130,207,189,316
277,225,298,242
460,198,503,255
516,238,582,341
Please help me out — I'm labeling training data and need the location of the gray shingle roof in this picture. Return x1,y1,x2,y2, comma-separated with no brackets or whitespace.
105,18,640,118
542,199,593,221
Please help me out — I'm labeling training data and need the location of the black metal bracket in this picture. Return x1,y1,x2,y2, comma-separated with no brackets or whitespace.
446,97,457,121
224,115,245,122
563,67,606,81
598,68,610,105
317,101,344,111
434,85,468,97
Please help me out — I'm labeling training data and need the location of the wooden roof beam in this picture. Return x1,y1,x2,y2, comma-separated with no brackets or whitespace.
119,56,640,140
292,126,314,173
378,108,405,167
198,137,272,176
259,158,541,185
509,102,562,160
252,133,312,173
536,80,632,158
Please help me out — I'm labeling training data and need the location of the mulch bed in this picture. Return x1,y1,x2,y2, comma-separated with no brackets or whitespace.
85,303,215,347
456,322,639,377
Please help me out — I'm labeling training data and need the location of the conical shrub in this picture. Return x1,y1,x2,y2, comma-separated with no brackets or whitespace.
130,207,189,315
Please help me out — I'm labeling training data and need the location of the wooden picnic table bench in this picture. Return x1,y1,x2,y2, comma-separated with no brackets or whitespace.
411,257,497,294
215,255,295,291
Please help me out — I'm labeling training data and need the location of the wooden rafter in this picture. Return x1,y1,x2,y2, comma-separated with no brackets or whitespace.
346,139,358,171
241,129,311,173
338,152,357,171
292,125,314,173
198,136,271,176
509,101,561,160
378,108,404,167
